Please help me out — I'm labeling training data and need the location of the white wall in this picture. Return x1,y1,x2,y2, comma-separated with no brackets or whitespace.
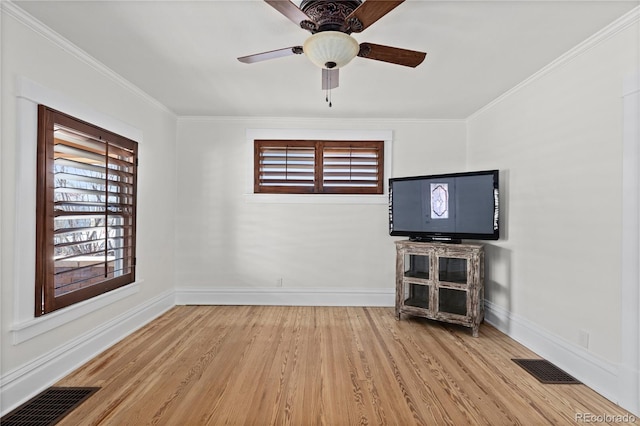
174,118,467,303
467,12,639,406
0,6,177,413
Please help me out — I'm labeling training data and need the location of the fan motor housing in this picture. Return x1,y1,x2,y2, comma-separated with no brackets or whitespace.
300,0,363,33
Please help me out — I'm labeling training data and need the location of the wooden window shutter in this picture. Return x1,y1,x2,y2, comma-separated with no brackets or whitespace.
254,139,384,195
254,140,317,193
36,105,137,316
321,141,384,194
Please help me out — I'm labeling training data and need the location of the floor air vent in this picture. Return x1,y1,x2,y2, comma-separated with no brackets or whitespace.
512,359,581,384
1,387,99,426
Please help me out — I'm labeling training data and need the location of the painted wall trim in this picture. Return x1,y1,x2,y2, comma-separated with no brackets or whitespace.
619,70,640,414
11,280,143,344
17,76,143,142
484,300,625,411
175,287,395,307
467,5,640,122
0,290,175,417
1,1,175,117
178,116,466,124
244,193,388,205
11,77,144,332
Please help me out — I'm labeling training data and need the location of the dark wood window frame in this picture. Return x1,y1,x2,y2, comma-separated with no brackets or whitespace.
254,140,384,194
36,105,138,316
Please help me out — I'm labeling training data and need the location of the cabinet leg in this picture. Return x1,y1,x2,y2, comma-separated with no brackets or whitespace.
395,310,401,320
472,325,479,338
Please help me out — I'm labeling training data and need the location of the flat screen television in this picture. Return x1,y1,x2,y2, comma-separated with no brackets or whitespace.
389,169,499,242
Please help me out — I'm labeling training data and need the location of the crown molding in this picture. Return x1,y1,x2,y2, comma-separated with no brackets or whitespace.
1,1,177,118
177,115,466,124
467,5,640,122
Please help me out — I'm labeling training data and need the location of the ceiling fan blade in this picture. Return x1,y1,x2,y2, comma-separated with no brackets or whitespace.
264,0,313,28
346,0,405,33
238,46,303,64
322,68,339,90
358,43,426,67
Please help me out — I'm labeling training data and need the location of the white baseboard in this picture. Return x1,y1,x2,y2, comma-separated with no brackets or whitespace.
484,300,629,411
175,287,395,307
0,290,175,416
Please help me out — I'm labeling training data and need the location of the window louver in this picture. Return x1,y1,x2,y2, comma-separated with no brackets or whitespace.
36,106,137,316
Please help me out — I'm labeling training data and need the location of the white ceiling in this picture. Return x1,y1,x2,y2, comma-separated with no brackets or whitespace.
13,0,639,119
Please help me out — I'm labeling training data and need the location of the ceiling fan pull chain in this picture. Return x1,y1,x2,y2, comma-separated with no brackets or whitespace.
329,71,333,107
325,71,332,107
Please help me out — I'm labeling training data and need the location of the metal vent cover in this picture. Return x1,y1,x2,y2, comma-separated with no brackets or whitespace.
1,387,99,426
512,359,581,384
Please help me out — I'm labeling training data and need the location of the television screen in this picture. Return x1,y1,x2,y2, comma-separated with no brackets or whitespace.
389,170,499,241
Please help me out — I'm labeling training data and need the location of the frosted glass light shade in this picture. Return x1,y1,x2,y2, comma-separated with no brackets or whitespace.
303,31,359,69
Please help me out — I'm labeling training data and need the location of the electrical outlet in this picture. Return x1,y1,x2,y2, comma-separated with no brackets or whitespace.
578,330,590,349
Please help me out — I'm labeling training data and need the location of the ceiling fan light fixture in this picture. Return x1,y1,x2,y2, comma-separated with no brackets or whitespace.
303,31,359,69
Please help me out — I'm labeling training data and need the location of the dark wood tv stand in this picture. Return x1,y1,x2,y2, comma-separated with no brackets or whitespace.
395,240,485,337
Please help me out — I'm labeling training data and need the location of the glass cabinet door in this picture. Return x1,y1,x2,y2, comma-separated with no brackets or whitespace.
438,257,467,284
404,283,430,309
438,287,467,316
404,253,429,279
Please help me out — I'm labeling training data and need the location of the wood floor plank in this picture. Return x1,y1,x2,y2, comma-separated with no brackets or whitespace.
54,306,636,425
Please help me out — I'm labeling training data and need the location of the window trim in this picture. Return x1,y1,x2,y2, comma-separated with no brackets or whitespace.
246,129,392,204
35,105,138,317
12,77,143,341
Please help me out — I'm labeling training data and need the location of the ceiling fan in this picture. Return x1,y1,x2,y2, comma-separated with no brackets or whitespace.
238,0,426,105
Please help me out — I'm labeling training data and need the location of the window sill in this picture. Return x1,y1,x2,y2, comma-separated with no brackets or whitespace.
244,193,388,204
10,280,142,345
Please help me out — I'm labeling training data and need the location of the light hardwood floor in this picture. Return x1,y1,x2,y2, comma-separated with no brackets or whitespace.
55,306,636,425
